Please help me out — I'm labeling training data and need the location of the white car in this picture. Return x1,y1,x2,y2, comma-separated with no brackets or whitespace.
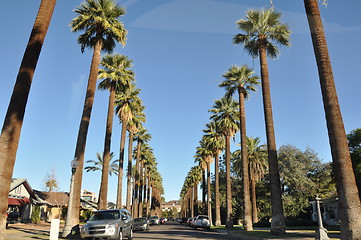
193,215,211,230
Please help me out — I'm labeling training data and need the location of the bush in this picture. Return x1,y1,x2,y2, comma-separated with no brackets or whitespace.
31,206,41,224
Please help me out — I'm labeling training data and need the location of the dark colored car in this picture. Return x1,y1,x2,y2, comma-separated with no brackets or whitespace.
179,217,188,224
80,209,133,240
132,217,150,231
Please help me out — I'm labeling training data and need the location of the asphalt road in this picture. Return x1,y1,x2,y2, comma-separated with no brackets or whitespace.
133,221,233,240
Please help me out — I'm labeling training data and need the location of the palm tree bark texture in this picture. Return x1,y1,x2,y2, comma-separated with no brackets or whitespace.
259,42,285,234
0,0,56,238
304,0,361,239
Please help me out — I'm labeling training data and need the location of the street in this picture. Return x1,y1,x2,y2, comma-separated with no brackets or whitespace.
133,221,232,240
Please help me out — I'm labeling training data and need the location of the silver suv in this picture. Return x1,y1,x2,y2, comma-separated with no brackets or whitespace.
193,215,211,230
80,209,133,240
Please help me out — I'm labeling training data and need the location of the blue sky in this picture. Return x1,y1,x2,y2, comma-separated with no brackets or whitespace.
1,0,360,203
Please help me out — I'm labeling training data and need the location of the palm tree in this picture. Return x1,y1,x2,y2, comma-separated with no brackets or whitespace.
196,138,214,224
0,0,56,235
137,143,153,216
126,104,146,211
114,84,141,208
247,137,267,223
63,0,127,236
233,8,290,234
97,54,134,210
203,121,225,227
133,127,151,217
85,152,119,175
209,97,239,228
303,1,361,238
219,65,260,230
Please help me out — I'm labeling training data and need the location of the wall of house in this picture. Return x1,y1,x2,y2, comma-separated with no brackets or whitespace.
9,184,30,198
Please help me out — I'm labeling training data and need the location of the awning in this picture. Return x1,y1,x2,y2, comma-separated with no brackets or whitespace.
8,197,31,206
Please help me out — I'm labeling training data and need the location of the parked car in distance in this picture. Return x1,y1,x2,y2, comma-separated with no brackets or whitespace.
80,209,133,240
132,217,150,231
185,217,192,226
193,215,211,230
6,213,8,229
148,216,160,226
189,217,196,228
179,217,188,224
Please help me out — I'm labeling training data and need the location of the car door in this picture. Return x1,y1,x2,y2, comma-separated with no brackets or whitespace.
120,210,132,235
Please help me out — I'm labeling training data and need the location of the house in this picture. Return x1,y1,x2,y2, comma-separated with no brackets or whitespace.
310,196,340,226
7,178,34,223
81,189,98,203
162,200,181,213
33,190,69,221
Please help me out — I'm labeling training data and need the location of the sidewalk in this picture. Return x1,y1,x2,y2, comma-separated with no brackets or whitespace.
225,228,340,240
4,222,75,240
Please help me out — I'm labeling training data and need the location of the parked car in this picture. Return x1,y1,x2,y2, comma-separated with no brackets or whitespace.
179,217,188,224
193,215,211,230
189,217,196,228
80,209,133,240
148,216,160,226
132,217,150,231
185,217,192,226
6,213,8,229
159,217,165,224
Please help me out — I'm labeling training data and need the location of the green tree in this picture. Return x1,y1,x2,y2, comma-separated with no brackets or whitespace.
278,145,336,217
63,0,127,236
233,8,290,234
114,84,142,208
219,65,260,230
97,54,134,210
0,0,56,236
210,97,239,228
347,129,361,197
84,152,119,175
303,1,361,238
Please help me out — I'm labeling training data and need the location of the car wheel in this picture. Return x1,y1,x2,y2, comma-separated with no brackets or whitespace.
118,230,123,240
127,228,133,240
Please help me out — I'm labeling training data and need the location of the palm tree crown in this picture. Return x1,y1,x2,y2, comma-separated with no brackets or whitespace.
233,8,290,59
71,0,127,53
98,54,134,91
209,97,239,137
219,65,260,99
85,152,119,176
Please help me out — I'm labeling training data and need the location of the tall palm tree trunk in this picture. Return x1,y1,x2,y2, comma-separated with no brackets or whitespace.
146,174,151,216
207,162,212,225
126,131,134,210
0,0,56,237
63,41,103,237
251,175,258,223
98,87,116,210
225,135,233,228
238,89,252,230
202,170,206,213
116,121,127,208
304,1,361,238
259,44,285,234
194,182,199,216
190,187,194,217
133,141,141,217
214,155,221,227
138,161,144,217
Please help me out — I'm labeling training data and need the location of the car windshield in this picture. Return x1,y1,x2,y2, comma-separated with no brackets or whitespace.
149,216,158,219
89,210,120,220
134,218,147,223
198,216,208,220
